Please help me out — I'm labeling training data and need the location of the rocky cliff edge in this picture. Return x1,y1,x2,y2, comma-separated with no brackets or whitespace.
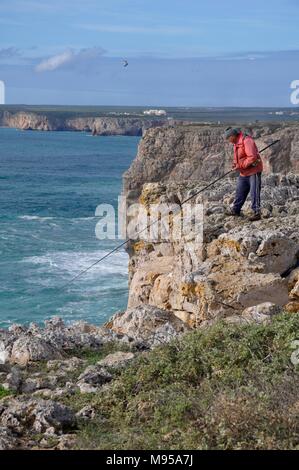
113,123,299,329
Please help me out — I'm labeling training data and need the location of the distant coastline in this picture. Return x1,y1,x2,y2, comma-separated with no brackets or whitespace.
0,107,169,136
1,105,299,136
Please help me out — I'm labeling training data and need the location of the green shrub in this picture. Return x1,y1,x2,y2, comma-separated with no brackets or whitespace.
0,385,11,399
72,312,299,450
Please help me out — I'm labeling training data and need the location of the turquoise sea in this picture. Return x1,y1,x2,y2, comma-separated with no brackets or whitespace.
0,128,140,328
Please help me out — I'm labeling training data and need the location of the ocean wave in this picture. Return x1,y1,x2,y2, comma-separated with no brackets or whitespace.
19,215,97,222
70,217,98,222
21,249,129,281
19,215,55,221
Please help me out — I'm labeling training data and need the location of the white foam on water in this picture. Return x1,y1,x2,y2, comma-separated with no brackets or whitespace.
19,215,55,221
19,215,97,222
70,217,98,223
21,249,129,281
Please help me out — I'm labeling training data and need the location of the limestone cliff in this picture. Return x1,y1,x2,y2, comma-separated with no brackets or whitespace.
124,123,299,192
118,123,299,329
1,111,168,136
1,111,64,131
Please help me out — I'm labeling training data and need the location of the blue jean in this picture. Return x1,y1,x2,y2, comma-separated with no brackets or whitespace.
233,172,262,214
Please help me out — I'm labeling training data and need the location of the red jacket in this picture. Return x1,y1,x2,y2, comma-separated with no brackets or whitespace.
234,132,263,176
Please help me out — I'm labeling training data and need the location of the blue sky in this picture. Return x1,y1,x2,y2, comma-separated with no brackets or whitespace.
0,0,299,106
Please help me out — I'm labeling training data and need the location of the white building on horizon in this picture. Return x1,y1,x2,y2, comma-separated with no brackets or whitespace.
143,109,167,116
0,81,5,105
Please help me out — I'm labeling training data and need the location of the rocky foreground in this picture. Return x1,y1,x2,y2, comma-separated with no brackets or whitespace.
0,308,189,449
1,310,298,450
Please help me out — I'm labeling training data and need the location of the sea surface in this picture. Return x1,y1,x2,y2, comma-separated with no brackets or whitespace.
0,128,140,328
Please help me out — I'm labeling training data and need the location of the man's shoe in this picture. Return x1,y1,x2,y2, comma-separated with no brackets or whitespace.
225,208,242,216
248,212,261,221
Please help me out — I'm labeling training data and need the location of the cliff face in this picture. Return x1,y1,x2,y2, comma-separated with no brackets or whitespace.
124,123,299,192
118,123,299,329
2,111,64,131
2,111,168,136
67,116,167,135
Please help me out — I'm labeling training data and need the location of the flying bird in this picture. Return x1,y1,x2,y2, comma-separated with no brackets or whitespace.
122,59,128,67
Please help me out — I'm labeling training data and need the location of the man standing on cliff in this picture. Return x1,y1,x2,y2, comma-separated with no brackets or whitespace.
225,127,263,221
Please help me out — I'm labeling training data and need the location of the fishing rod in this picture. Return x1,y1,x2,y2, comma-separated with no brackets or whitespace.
180,139,280,205
59,138,280,291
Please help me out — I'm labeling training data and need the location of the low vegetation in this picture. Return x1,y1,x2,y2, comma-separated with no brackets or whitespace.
69,341,132,365
0,385,11,399
72,312,299,450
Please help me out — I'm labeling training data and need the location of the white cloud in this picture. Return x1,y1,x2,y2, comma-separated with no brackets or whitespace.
36,50,73,72
35,47,106,72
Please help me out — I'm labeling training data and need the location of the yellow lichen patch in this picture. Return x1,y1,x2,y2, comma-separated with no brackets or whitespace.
145,272,160,284
180,282,196,297
139,183,164,207
180,282,205,299
220,239,241,253
284,301,299,313
288,268,299,292
132,240,153,254
194,283,205,298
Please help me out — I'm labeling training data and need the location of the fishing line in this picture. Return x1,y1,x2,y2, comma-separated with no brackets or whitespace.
59,139,280,291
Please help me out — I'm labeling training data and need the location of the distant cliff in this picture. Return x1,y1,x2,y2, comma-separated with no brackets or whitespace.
0,111,169,136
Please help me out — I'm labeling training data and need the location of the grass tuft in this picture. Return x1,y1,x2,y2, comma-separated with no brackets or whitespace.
70,312,299,450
